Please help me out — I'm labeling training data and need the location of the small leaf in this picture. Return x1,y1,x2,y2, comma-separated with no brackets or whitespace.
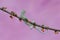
21,10,26,14
20,10,26,19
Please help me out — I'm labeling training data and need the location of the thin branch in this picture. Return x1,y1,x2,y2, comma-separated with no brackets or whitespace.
0,7,60,34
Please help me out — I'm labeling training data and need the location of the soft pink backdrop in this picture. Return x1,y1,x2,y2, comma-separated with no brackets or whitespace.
0,0,60,40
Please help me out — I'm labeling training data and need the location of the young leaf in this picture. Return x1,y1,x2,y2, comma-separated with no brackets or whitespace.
20,10,26,19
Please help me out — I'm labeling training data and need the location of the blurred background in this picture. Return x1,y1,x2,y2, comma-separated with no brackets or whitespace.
0,0,60,40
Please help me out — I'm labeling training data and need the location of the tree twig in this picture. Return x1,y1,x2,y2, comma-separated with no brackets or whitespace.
0,7,60,34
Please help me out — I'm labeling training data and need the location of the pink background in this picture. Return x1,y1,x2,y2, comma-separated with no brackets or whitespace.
0,0,60,40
